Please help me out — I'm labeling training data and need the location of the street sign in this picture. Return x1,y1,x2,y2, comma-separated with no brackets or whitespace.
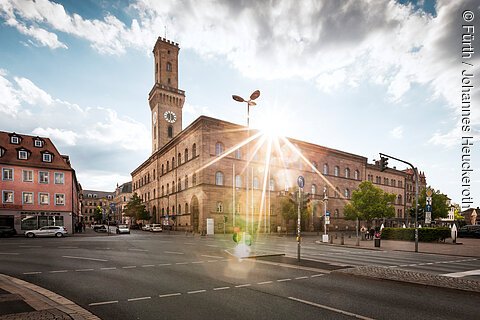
325,216,330,225
326,211,330,217
297,176,305,189
425,212,432,224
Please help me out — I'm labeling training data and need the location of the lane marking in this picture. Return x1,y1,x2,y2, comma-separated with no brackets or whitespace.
187,290,206,294
310,274,324,278
50,270,68,273
76,269,94,272
158,263,172,266
213,287,230,291
62,255,108,262
89,301,118,306
164,251,184,255
142,265,155,268
159,293,181,298
207,260,218,263
295,276,309,280
257,281,273,285
201,255,223,259
192,261,205,264
176,262,189,265
23,272,42,275
277,278,292,282
235,284,251,288
0,253,20,255
128,249,148,252
441,269,480,278
128,296,151,302
184,242,196,245
100,267,117,270
122,266,137,269
288,297,375,320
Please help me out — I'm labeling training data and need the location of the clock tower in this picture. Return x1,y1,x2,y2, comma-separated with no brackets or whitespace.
149,37,185,153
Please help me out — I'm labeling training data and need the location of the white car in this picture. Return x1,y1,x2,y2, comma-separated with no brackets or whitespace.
25,226,67,238
116,224,130,234
150,224,163,232
142,224,151,231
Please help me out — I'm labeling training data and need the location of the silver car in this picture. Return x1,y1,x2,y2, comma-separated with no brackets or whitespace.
25,226,67,238
116,224,130,234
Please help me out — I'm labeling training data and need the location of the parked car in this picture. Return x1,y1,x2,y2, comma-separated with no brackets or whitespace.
150,224,162,232
458,225,480,238
0,226,16,237
116,224,130,234
142,224,151,231
94,225,107,233
25,226,67,238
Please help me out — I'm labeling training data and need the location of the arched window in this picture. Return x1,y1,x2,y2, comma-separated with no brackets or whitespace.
185,175,188,189
192,143,197,157
354,170,359,180
161,208,165,216
235,149,242,159
178,178,181,191
166,62,172,71
269,179,275,191
323,164,329,175
167,161,169,171
334,166,339,177
311,184,317,195
185,203,189,214
172,157,175,168
178,153,181,166
166,183,169,195
161,185,164,196
344,188,350,198
168,125,173,138
311,161,318,171
253,177,259,189
334,209,339,218
345,168,350,178
215,172,224,186
161,164,164,174
172,181,175,193
184,148,189,162
215,142,224,156
235,175,242,188
178,204,181,215
153,169,156,180
398,195,403,205
192,173,197,185
216,201,223,213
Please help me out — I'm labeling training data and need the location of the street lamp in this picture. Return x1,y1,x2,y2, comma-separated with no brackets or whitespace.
232,90,260,234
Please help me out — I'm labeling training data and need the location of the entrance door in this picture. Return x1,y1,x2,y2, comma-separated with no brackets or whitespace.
0,215,14,228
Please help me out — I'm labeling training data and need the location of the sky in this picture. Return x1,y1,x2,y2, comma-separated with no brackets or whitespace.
0,0,479,208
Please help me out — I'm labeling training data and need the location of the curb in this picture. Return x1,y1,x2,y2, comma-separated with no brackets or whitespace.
0,274,100,320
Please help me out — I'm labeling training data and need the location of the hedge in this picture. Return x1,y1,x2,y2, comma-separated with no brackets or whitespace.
381,227,451,242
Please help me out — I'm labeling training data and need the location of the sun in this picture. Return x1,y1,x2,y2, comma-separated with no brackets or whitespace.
254,108,288,139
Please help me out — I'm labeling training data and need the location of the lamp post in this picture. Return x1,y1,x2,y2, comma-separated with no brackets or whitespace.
323,186,329,242
232,90,260,234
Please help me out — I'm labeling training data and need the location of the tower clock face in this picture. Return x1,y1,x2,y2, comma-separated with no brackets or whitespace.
164,111,177,123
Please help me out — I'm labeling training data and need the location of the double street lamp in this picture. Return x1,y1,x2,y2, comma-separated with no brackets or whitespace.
232,90,260,234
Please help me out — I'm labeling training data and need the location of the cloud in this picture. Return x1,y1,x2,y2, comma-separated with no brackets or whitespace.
32,127,78,146
390,126,404,139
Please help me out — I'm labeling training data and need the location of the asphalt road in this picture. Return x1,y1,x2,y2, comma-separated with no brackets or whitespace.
0,231,479,320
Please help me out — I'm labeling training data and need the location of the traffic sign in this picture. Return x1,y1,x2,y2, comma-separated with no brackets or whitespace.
297,176,305,189
425,212,432,224
326,211,330,217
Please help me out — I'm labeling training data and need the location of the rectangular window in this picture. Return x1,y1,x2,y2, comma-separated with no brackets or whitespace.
55,194,65,205
54,172,64,184
39,192,49,205
18,150,28,159
11,136,19,144
39,171,49,184
2,191,14,203
2,168,13,181
34,140,43,147
42,153,52,162
23,170,33,182
22,192,34,204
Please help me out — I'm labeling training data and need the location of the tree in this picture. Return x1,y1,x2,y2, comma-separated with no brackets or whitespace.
343,181,396,222
124,193,151,223
279,189,312,230
417,186,449,220
93,206,103,223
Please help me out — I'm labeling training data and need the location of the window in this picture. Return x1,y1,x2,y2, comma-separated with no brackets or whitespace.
311,184,317,195
398,195,403,205
10,136,19,144
178,178,181,191
172,157,175,168
335,187,340,197
215,142,224,156
39,171,49,184
311,161,318,171
2,191,13,203
235,148,241,159
54,172,64,184
0,147,5,157
178,204,181,215
192,143,197,157
161,186,164,196
2,168,13,181
235,175,242,188
167,161,170,171
215,172,224,186
334,209,339,218
323,164,329,175
23,170,33,182
216,201,223,213
345,168,350,178
18,150,28,159
185,175,188,189
42,153,52,162
161,164,164,174
166,62,172,71
334,166,339,177
398,181,403,188
344,188,350,198
185,203,189,214
34,139,43,147
184,148,189,162
168,126,173,138
39,193,49,205
178,153,181,166
253,177,259,189
166,183,169,194
192,173,197,186
172,181,175,192
55,194,65,205
354,170,360,180
269,179,275,191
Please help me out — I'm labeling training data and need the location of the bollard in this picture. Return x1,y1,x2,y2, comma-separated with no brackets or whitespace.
329,235,333,244
341,233,344,245
356,237,360,246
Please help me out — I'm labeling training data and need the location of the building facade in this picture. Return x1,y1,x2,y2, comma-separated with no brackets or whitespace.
112,182,132,224
131,38,426,234
79,190,114,224
0,131,80,234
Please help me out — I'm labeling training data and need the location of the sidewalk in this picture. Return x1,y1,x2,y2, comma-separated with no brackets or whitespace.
0,274,100,320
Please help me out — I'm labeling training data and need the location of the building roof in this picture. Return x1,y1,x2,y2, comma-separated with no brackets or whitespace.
117,181,132,194
81,190,115,199
0,131,73,170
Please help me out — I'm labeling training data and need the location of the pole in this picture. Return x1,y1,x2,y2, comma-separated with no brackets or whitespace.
414,167,419,253
233,163,236,228
246,104,249,233
251,167,254,234
297,188,301,262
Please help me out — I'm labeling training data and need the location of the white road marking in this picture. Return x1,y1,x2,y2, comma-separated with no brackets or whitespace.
23,272,42,275
289,297,375,320
192,261,205,264
142,265,155,267
50,270,68,273
441,269,480,278
62,255,108,262
207,260,218,263
235,284,251,288
159,293,181,298
213,287,230,291
176,262,189,265
164,251,184,255
184,242,196,245
187,290,206,294
277,278,292,282
310,274,324,278
127,296,151,302
76,269,94,272
89,300,118,306
295,276,309,280
122,266,137,269
201,255,223,259
0,253,19,255
100,267,117,270
257,281,273,285
158,263,172,266
128,248,148,252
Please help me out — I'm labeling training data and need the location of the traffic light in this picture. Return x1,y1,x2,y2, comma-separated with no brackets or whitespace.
380,156,389,172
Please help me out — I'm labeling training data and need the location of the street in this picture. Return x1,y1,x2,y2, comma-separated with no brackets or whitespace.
1,231,479,319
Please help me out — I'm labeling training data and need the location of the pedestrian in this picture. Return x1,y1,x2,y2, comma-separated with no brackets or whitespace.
82,222,86,232
369,228,375,240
